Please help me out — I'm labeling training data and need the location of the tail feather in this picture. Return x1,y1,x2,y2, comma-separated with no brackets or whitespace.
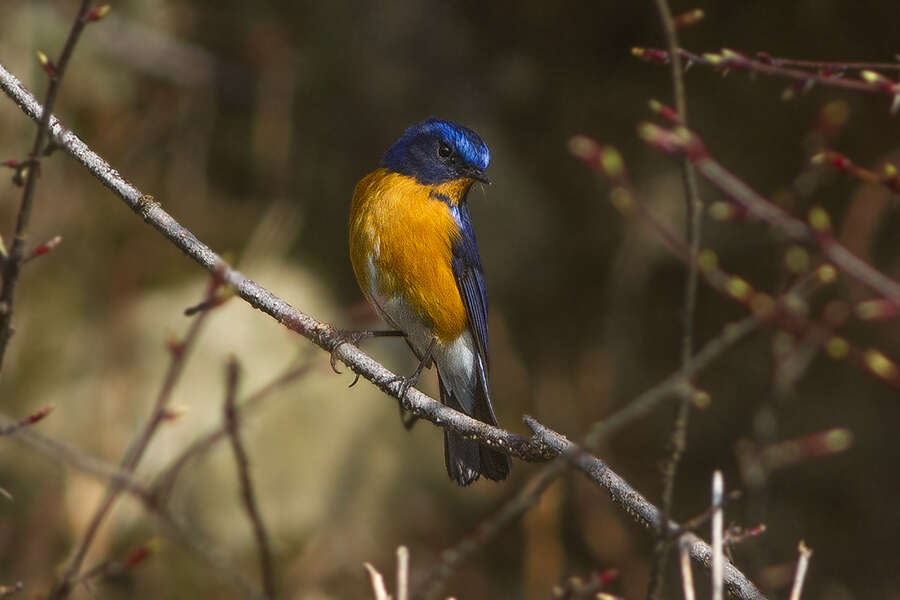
440,378,511,486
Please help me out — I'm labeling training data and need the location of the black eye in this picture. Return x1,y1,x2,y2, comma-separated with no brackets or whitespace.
437,142,453,158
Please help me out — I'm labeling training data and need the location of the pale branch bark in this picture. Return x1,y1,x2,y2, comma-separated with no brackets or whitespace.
0,63,765,600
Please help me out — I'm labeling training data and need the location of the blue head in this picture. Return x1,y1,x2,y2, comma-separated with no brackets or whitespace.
382,117,491,185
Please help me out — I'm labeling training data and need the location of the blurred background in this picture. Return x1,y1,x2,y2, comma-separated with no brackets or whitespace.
2,0,900,598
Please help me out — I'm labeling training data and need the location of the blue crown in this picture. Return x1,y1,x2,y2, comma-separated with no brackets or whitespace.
382,117,490,184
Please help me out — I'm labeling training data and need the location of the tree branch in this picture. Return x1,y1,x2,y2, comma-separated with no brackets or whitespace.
223,358,277,599
0,0,92,370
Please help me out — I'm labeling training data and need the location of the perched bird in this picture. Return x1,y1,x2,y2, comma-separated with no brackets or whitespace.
348,117,511,485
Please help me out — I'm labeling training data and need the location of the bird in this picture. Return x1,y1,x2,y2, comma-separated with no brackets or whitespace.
347,117,511,486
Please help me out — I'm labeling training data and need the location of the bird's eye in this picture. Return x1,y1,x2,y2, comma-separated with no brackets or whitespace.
438,142,453,158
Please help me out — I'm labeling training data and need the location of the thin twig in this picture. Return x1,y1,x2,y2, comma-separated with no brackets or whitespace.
635,47,900,109
365,563,391,600
49,277,220,600
0,0,92,370
788,541,813,600
224,357,277,600
0,405,54,435
711,471,724,600
648,1,705,597
678,536,696,600
396,546,409,600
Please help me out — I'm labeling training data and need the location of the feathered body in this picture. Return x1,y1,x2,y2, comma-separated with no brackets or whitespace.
349,118,510,485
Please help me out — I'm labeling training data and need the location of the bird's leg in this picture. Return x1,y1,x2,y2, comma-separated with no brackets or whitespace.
385,337,437,411
329,329,405,382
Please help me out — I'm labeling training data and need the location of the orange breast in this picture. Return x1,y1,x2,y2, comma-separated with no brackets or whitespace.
349,169,468,342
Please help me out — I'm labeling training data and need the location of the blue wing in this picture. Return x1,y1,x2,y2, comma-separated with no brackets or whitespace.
450,202,490,373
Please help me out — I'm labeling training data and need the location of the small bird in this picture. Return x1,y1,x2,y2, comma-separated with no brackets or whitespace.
348,117,511,485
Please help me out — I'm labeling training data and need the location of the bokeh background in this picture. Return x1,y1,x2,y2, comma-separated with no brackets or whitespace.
2,0,900,598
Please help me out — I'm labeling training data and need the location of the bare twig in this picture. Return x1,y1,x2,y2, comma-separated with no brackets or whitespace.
788,541,813,600
365,563,392,600
0,0,93,370
678,536,696,600
49,277,221,600
223,358,277,600
647,2,705,597
634,47,900,112
711,471,724,600
0,405,54,435
73,540,156,587
396,546,409,600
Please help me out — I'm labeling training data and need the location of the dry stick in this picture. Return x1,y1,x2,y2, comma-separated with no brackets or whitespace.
0,65,764,600
396,546,410,600
0,405,53,435
678,536,696,600
223,358,277,600
420,313,766,600
648,1,705,598
788,542,812,600
0,412,264,599
48,280,220,600
711,471,724,600
640,48,900,99
754,54,900,72
0,0,91,370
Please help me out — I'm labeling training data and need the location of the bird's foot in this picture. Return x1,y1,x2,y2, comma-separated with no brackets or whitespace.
329,329,404,386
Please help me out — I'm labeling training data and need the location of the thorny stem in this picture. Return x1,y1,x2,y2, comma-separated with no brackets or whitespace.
0,0,91,371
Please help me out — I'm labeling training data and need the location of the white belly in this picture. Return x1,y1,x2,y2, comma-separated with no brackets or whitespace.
365,255,476,400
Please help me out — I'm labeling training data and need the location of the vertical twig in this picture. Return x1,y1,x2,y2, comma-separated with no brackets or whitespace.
49,276,220,599
711,471,725,600
678,536,696,600
0,0,93,370
224,357,277,599
396,546,409,600
788,542,812,600
648,1,705,597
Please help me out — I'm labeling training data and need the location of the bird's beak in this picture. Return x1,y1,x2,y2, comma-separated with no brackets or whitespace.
463,167,491,185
